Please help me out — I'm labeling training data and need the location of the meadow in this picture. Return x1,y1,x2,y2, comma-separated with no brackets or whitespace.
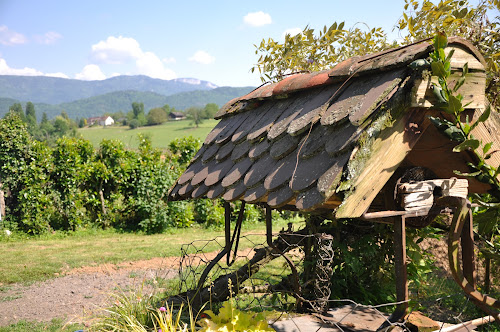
78,119,219,149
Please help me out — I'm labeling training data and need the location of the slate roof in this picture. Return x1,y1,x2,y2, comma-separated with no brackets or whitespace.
167,38,486,212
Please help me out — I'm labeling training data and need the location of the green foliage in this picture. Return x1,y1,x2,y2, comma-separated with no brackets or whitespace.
428,31,500,284
186,106,204,127
8,103,25,122
169,136,201,165
252,0,499,107
147,107,168,125
397,0,499,107
252,22,393,82
194,199,225,227
324,219,397,304
204,103,219,119
199,300,274,332
91,284,160,331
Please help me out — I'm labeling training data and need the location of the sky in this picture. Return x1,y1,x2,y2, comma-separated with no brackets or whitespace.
0,1,423,87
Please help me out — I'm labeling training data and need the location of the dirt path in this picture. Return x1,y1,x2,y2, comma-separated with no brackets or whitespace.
0,249,253,327
0,257,182,327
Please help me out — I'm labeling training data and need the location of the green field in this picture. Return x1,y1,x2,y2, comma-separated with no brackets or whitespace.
78,119,219,149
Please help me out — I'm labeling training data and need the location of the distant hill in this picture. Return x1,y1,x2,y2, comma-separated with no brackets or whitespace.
0,86,254,120
0,75,218,104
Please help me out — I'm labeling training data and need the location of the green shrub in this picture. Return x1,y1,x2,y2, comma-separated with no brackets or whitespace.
199,300,275,332
194,199,225,228
169,136,201,165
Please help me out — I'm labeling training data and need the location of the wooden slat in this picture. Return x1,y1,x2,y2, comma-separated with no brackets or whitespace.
470,107,500,172
336,108,430,219
411,71,485,109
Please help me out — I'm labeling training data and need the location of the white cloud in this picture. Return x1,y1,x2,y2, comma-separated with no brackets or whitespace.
243,11,272,27
34,31,62,45
88,35,177,79
0,58,42,75
0,25,27,45
136,51,176,79
282,28,302,39
162,56,176,64
0,58,69,78
75,64,106,80
188,50,215,65
45,72,69,78
90,36,142,64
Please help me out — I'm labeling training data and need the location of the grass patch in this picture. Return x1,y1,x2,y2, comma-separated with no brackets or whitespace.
0,218,300,285
0,318,82,332
78,119,219,149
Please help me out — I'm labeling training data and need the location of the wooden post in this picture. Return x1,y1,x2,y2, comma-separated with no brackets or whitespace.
394,215,408,316
461,210,476,287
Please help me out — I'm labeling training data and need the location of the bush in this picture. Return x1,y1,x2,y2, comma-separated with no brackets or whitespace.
169,136,201,165
194,199,225,227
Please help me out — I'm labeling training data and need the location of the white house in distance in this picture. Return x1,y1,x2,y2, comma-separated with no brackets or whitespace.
87,116,115,126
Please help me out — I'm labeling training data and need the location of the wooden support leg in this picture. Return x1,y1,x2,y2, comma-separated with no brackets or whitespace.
378,216,408,330
394,215,409,316
461,210,476,287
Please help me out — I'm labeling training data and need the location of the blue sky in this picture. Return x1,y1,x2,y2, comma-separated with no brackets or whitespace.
0,1,422,87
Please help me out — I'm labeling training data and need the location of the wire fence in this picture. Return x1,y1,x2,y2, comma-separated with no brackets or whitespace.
172,230,499,332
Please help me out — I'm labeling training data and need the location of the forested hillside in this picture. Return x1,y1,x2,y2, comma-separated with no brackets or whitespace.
0,75,218,104
0,86,253,120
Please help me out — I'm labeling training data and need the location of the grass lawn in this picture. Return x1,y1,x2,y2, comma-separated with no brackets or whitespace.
0,218,299,285
78,119,219,149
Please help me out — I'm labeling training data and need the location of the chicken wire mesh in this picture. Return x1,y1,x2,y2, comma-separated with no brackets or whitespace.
169,227,499,331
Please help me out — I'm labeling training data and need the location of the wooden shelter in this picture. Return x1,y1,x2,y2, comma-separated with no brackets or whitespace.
168,37,500,321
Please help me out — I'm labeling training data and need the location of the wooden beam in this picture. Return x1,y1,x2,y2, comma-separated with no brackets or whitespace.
336,108,430,219
394,216,409,316
461,210,476,287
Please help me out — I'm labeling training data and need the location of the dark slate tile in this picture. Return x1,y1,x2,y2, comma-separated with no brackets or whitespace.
316,151,349,198
201,144,219,163
349,70,403,125
215,141,234,161
177,159,204,185
191,163,213,186
298,124,327,159
206,183,225,199
243,153,278,188
270,134,299,160
192,183,209,199
267,185,295,208
287,86,338,136
215,111,251,145
295,187,326,211
204,158,234,187
168,183,181,200
320,77,370,126
267,93,313,141
231,140,251,161
178,182,194,197
248,138,270,160
324,122,360,156
243,183,267,203
247,99,294,142
222,181,247,201
221,157,254,188
204,117,231,145
263,148,297,191
289,148,339,192
191,144,207,163
231,102,273,144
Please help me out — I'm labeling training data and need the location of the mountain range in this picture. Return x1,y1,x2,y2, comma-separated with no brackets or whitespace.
0,75,254,120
